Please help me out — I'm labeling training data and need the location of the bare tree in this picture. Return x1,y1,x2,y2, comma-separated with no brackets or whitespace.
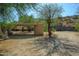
35,4,63,37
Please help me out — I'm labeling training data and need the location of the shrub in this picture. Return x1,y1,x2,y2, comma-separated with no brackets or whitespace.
44,24,56,32
74,23,79,31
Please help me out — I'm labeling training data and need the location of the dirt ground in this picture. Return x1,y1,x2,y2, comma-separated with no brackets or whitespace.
0,31,79,56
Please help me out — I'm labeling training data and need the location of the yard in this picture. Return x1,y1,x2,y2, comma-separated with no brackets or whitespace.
0,31,79,56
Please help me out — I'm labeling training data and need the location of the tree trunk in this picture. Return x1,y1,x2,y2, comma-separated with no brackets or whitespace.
48,21,52,38
1,26,9,40
2,30,9,40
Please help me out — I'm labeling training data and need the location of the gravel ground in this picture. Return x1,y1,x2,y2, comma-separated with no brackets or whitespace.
0,31,79,56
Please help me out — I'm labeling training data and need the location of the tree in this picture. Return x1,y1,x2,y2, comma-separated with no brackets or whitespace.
0,3,36,39
19,15,34,23
35,4,63,37
19,15,34,32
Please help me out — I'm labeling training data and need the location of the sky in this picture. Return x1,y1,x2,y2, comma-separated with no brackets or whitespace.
28,3,79,18
15,3,79,21
60,3,79,16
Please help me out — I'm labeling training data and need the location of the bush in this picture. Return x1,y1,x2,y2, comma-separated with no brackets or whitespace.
52,28,56,32
43,22,48,32
44,24,56,32
74,23,79,31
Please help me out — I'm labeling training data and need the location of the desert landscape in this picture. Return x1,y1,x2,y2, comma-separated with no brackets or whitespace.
0,3,79,56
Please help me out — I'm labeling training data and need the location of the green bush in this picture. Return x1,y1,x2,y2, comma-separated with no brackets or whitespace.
44,23,56,32
52,28,56,32
44,23,48,32
74,23,79,31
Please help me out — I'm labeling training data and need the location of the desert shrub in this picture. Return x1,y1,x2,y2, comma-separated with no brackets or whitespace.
74,23,79,31
44,23,48,32
44,23,56,32
52,28,56,32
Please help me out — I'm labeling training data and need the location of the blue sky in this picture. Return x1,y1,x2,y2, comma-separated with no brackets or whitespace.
15,3,79,21
28,3,79,18
60,3,79,16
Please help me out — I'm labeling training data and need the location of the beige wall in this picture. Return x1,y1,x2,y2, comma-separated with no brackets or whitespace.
34,24,43,36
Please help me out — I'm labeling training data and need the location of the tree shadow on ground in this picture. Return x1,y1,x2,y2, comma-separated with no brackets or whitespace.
33,36,79,56
0,49,9,56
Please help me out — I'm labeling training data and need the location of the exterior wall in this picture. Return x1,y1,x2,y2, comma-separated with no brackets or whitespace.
34,24,43,36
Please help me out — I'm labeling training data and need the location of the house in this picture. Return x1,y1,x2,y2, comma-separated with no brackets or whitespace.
11,23,44,36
